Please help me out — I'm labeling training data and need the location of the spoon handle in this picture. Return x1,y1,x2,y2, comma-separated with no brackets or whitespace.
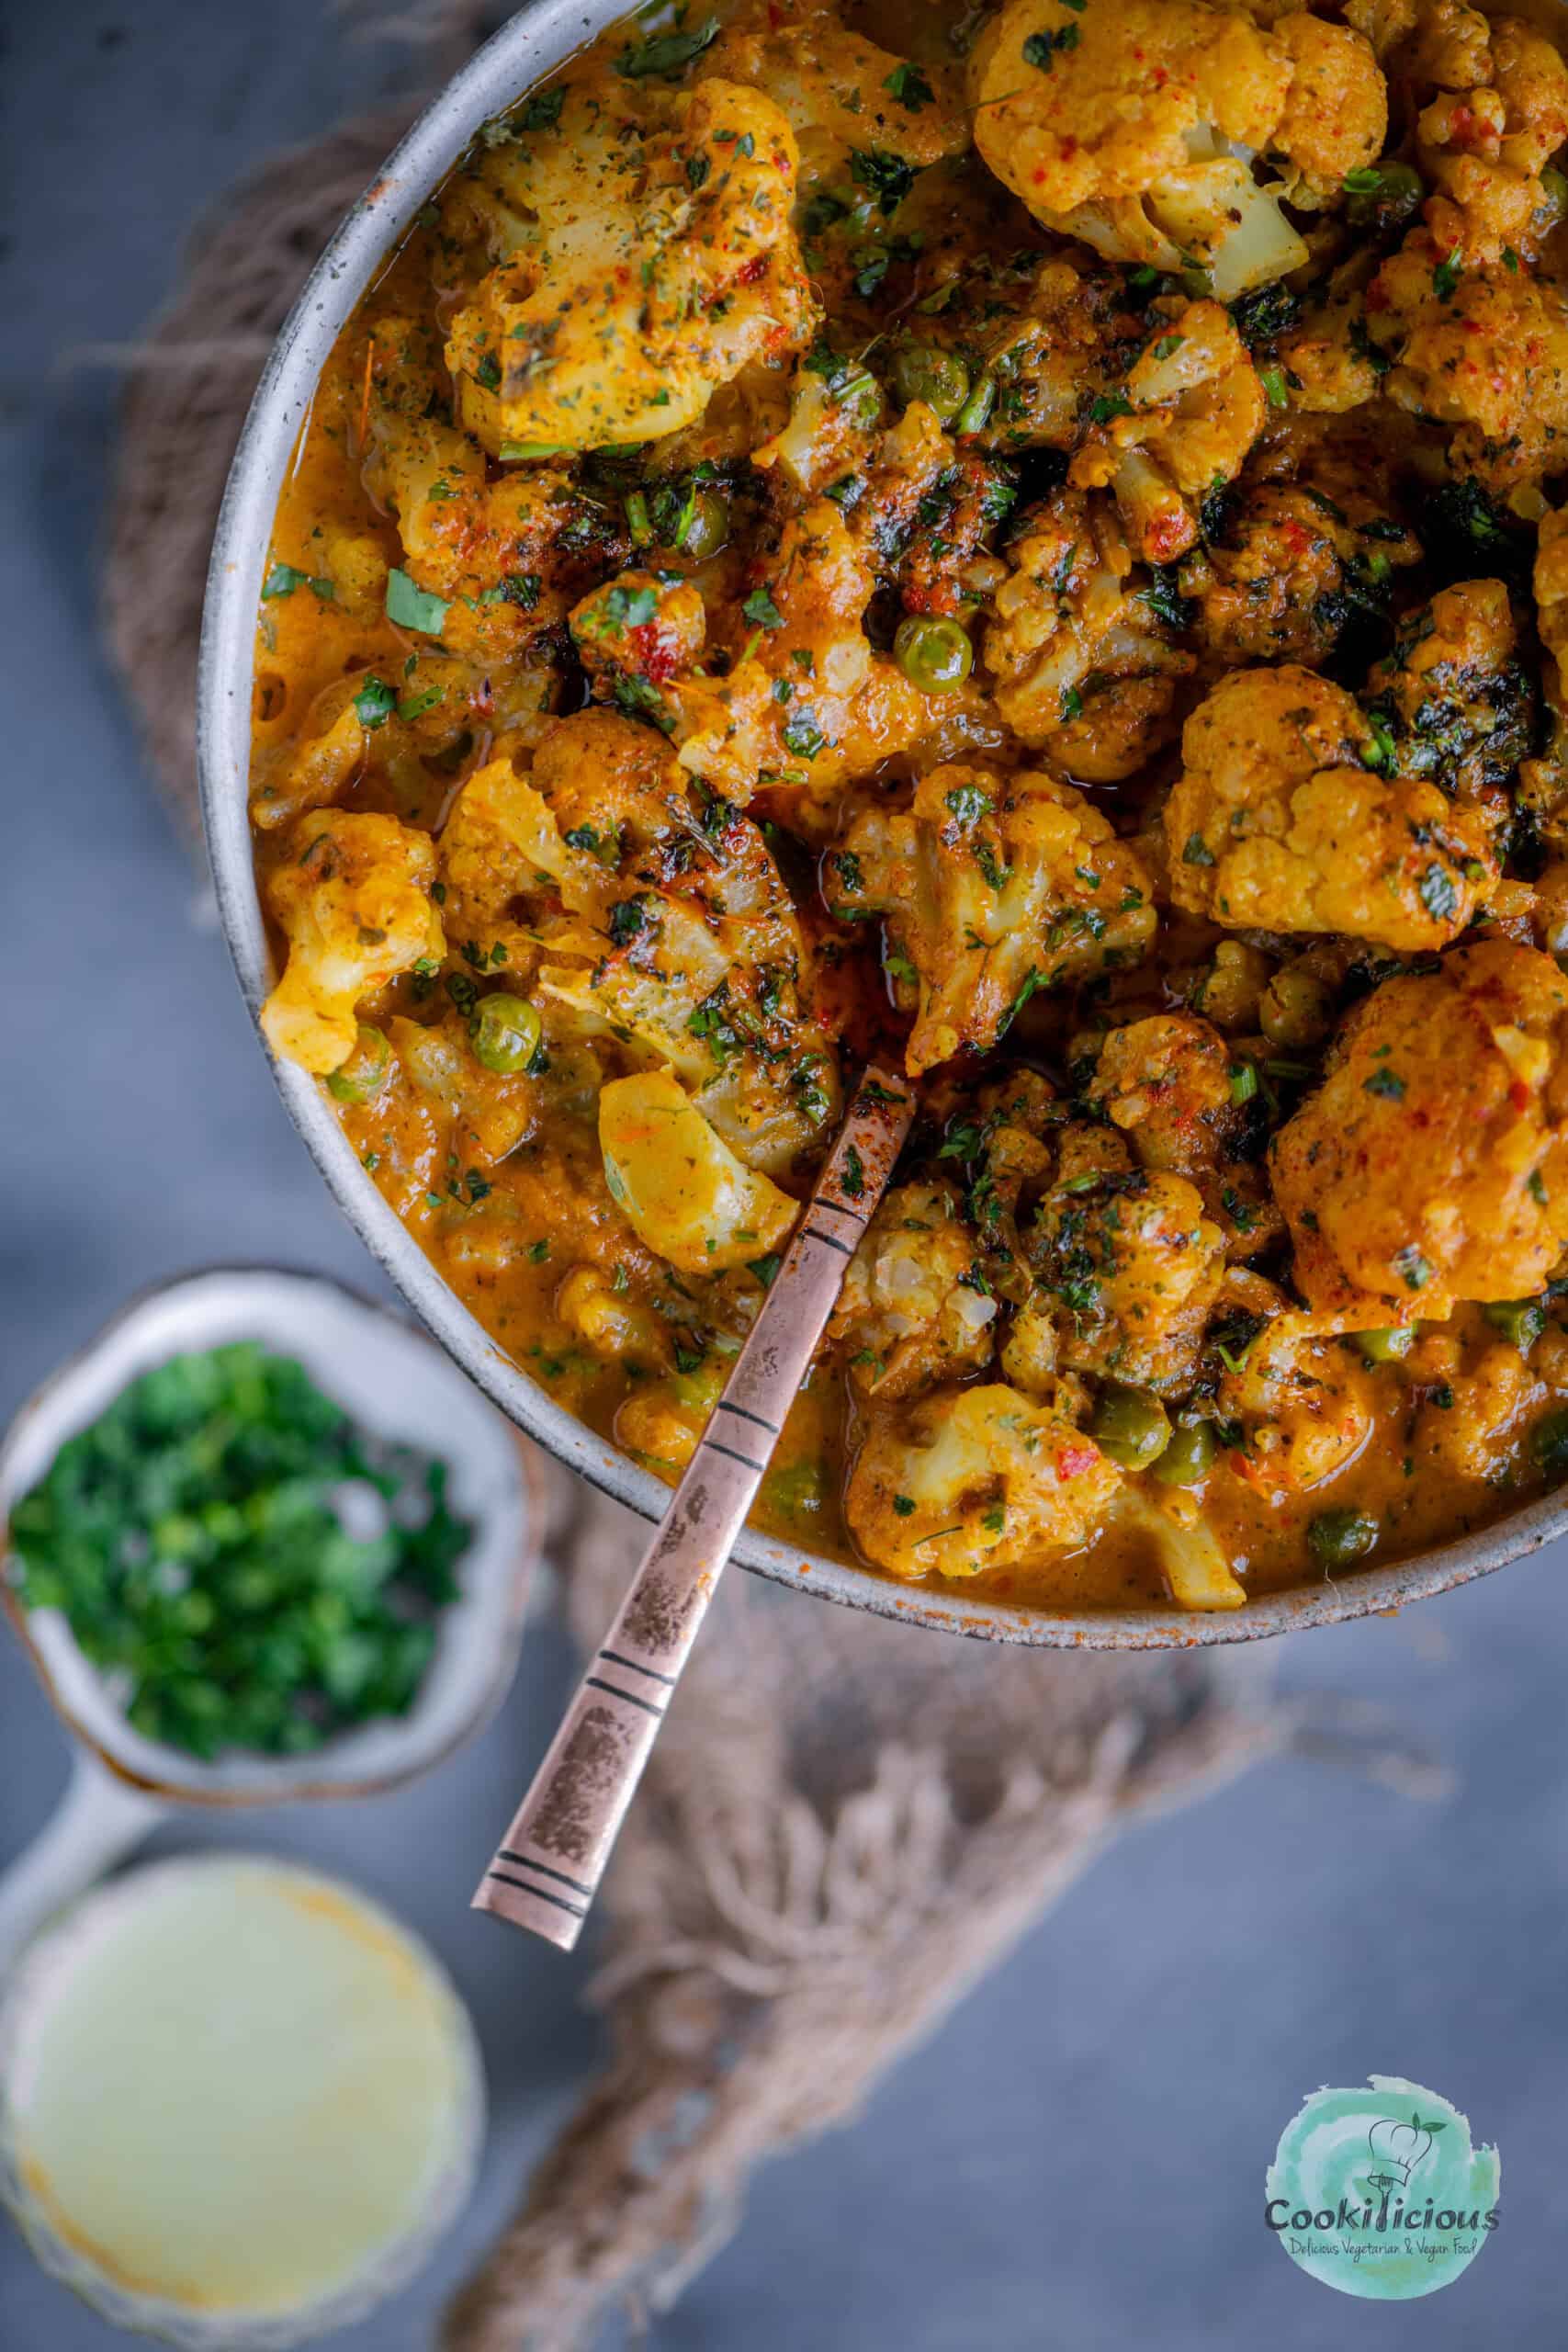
472,1069,913,1951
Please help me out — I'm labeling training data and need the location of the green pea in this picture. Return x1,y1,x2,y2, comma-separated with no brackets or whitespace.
1259,967,1334,1049
1091,1385,1171,1470
894,616,973,693
1531,1406,1568,1480
1359,1325,1416,1365
469,991,543,1075
326,1023,390,1104
1347,159,1423,232
889,343,971,423
1154,1420,1216,1487
1485,1296,1547,1352
676,485,729,560
1539,164,1568,228
1307,1506,1379,1571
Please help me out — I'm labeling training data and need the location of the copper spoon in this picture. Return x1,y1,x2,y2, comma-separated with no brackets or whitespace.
472,1067,915,1951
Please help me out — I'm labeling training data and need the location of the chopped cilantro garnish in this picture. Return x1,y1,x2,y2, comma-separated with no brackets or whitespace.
386,568,450,637
6,1343,471,1760
615,16,719,78
352,673,397,729
262,561,334,603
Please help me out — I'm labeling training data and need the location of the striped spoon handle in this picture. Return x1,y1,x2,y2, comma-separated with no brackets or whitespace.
472,1069,914,1951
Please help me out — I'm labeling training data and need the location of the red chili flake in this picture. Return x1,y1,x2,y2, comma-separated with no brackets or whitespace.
1057,1443,1100,1480
625,622,682,683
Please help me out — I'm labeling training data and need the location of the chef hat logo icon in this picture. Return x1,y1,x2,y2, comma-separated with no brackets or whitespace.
1368,2111,1446,2187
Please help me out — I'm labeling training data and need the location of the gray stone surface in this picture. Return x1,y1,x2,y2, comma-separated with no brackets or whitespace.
2,6,1565,2346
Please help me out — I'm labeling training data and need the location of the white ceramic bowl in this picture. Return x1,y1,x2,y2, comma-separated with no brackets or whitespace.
197,2,1568,1648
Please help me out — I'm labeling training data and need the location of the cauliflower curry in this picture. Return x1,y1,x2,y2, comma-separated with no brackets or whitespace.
251,0,1568,1616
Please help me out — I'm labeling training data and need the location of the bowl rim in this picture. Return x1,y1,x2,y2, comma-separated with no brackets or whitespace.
195,0,1568,1649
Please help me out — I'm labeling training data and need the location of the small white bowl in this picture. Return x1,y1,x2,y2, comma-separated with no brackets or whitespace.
0,1264,540,1973
0,1853,486,2347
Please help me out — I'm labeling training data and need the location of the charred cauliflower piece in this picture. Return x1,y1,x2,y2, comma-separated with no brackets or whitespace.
845,1383,1120,1579
262,811,445,1075
1362,579,1536,818
969,0,1382,297
828,1182,997,1399
598,1070,797,1274
1188,478,1422,666
983,488,1193,776
1270,939,1568,1315
1165,664,1498,949
446,78,815,452
836,763,1156,1075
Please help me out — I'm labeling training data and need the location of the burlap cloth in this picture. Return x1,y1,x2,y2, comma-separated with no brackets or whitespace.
99,16,1425,2344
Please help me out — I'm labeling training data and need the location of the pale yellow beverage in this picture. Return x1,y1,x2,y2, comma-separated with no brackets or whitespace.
0,1857,482,2341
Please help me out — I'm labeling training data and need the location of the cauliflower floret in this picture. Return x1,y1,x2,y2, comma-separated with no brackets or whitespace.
968,0,1379,298
751,349,885,496
1269,939,1568,1314
598,1070,797,1274
1103,1482,1246,1608
1214,1289,1376,1492
1087,1013,1236,1179
702,11,964,173
1362,579,1536,816
1071,302,1268,565
1268,10,1390,205
1416,17,1568,266
828,1183,997,1398
261,811,445,1075
1030,1163,1229,1386
836,763,1156,1074
982,488,1193,775
844,1383,1120,1579
1165,664,1498,948
446,713,842,1172
1273,288,1385,416
569,570,707,686
664,497,932,812
1186,476,1421,665
1414,1335,1543,1479
445,78,815,452
557,1264,674,1374
969,255,1124,455
386,1012,537,1166
251,666,483,837
358,311,609,659
1364,236,1568,490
